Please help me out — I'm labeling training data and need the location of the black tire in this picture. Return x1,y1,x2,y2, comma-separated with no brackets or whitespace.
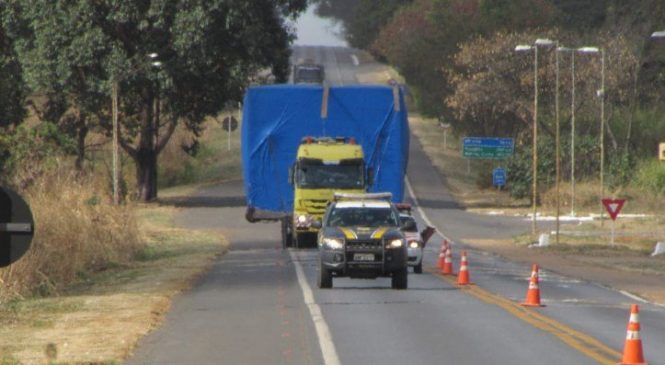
318,261,333,289
391,267,408,289
281,218,293,249
413,262,423,274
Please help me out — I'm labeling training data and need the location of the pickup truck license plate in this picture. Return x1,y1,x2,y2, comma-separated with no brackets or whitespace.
354,253,374,261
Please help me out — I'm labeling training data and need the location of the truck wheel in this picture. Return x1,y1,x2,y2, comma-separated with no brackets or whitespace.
318,261,333,289
281,218,293,249
413,262,423,274
391,268,408,289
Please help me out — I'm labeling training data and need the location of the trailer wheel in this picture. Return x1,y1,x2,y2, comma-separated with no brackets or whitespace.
281,218,293,249
391,267,408,289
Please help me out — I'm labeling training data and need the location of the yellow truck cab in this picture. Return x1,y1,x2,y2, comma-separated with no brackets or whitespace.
285,136,367,248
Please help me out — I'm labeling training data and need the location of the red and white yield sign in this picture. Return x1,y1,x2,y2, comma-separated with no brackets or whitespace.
602,199,626,221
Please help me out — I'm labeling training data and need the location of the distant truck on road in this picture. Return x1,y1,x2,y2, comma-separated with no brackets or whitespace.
292,61,325,84
241,84,410,248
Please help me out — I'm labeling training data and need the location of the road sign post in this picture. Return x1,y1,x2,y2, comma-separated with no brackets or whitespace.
0,186,35,267
493,167,506,189
602,198,625,246
222,115,238,151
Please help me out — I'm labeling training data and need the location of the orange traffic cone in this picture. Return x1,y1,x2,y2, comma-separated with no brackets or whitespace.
437,240,448,269
442,246,454,275
456,251,472,285
521,264,545,307
619,304,648,365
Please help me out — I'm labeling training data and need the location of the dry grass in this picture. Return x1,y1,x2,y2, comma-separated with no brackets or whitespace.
409,115,528,208
0,166,142,301
158,113,242,188
0,194,227,364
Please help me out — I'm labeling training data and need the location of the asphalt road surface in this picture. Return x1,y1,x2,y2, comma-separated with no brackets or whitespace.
126,46,665,365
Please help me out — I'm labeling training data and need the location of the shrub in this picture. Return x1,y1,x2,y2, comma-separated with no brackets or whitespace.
633,159,665,195
0,165,142,300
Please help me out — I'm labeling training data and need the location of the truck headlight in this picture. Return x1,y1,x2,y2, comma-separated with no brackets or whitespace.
323,237,344,250
408,241,420,249
388,239,404,248
295,214,311,228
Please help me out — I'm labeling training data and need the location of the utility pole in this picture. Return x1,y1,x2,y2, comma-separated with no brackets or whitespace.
112,80,120,205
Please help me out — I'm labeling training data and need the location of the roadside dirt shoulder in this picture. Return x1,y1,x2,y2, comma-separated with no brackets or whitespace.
465,238,665,305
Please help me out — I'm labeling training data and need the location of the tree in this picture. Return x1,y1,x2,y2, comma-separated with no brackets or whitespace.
0,3,25,129
4,0,306,201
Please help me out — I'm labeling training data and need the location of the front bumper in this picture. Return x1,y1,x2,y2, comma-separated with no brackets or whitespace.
321,239,407,278
407,246,423,267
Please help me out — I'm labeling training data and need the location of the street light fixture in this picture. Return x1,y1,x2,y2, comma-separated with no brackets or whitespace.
651,30,665,38
515,38,555,235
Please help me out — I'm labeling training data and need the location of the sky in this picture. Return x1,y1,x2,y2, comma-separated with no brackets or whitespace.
292,5,348,47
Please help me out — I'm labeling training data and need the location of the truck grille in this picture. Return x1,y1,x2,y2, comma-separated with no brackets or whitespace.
302,199,329,214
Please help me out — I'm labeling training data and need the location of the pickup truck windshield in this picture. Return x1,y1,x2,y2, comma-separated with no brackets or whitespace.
327,207,399,227
296,163,364,189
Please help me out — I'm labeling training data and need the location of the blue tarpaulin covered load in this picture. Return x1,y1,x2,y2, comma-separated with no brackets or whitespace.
241,84,409,215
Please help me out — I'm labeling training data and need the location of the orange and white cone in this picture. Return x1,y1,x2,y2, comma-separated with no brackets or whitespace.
619,304,648,365
456,251,472,285
437,240,448,269
442,246,454,275
521,264,545,307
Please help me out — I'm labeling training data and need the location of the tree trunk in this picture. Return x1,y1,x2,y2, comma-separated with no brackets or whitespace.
120,88,177,202
75,118,88,170
133,88,157,201
135,147,157,201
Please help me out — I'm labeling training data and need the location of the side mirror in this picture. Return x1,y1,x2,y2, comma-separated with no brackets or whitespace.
311,219,322,229
288,164,294,185
401,220,415,231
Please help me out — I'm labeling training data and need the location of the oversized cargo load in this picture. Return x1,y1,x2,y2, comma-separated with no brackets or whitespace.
241,84,409,220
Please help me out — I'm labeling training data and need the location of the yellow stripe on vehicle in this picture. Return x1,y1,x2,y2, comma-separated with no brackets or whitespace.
427,268,621,365
371,227,388,239
339,228,357,240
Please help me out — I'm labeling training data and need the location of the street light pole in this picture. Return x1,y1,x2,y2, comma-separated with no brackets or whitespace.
555,42,561,245
599,49,605,225
570,50,576,216
515,38,554,235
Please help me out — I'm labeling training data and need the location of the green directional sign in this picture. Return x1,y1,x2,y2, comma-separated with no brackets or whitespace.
463,137,514,159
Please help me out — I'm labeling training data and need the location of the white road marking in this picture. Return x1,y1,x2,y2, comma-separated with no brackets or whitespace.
351,54,359,66
289,250,341,365
620,290,648,303
405,176,451,243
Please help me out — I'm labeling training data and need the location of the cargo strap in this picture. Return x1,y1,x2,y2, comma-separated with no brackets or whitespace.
392,84,401,112
321,83,330,119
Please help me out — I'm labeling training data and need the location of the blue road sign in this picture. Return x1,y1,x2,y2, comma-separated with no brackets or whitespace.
493,167,506,187
463,137,514,159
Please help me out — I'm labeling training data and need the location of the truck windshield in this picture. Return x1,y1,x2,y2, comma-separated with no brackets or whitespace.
327,207,399,227
296,163,364,189
295,68,324,83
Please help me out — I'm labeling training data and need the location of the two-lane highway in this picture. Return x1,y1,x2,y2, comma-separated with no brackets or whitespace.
126,46,665,365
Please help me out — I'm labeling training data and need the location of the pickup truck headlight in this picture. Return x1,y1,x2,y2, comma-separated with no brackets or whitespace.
323,237,344,250
408,241,420,249
388,239,404,248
